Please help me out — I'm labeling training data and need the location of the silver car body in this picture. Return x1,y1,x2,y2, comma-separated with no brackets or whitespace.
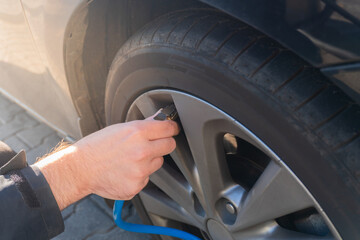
0,0,82,139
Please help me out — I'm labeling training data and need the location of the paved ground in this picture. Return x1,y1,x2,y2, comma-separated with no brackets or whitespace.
0,93,151,240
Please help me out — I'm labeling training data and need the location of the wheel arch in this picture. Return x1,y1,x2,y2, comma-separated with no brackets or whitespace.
64,0,210,136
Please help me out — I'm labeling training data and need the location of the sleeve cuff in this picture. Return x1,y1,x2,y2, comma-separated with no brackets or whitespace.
21,165,65,238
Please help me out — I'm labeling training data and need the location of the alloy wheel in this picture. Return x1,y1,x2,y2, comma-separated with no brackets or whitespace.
126,89,340,240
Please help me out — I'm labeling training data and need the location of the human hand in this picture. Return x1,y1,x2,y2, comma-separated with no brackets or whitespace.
75,119,179,200
35,118,179,210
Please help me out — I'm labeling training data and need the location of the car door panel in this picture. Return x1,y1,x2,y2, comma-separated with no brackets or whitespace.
0,0,82,139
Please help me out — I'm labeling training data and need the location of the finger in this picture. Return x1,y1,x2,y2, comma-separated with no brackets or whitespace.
142,177,150,189
149,137,177,157
148,157,164,175
142,120,180,140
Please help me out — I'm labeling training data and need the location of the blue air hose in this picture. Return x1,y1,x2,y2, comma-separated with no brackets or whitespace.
113,200,201,240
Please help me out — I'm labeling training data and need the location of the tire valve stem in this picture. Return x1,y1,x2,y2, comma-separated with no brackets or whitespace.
153,104,178,121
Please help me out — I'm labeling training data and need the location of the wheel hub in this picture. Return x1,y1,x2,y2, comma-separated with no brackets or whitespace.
207,219,233,240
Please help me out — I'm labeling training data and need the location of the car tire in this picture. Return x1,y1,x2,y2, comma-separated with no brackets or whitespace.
105,9,360,239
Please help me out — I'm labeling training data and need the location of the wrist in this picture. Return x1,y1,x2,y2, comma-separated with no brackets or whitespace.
34,145,90,210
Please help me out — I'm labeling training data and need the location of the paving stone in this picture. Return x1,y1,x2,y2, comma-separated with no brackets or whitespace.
0,102,24,123
86,212,152,240
17,123,54,148
86,226,152,240
62,202,77,220
53,198,115,240
26,133,62,164
89,195,114,218
2,135,29,152
0,112,38,140
125,205,148,225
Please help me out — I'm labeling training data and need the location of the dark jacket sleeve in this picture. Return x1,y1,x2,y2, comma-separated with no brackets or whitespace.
0,148,64,239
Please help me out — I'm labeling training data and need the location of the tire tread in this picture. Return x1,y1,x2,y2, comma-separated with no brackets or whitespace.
118,9,360,185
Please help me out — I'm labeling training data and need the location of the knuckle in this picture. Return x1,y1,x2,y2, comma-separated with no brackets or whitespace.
122,194,133,201
132,189,141,196
135,164,152,179
135,148,149,160
169,137,176,149
165,138,176,152
154,157,164,170
129,188,139,197
131,126,143,137
129,122,145,134
124,196,133,201
133,167,146,179
166,121,176,133
131,181,146,196
142,177,149,188
136,123,146,133
137,178,149,192
167,121,179,134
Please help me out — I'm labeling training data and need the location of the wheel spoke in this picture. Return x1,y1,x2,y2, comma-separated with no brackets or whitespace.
170,132,206,208
139,188,201,228
150,163,205,223
230,161,314,231
233,221,332,239
133,92,158,118
172,93,233,216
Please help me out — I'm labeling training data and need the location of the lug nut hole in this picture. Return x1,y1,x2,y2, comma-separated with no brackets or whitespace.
215,198,237,225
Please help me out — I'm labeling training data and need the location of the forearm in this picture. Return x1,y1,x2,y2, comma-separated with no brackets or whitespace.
34,145,89,210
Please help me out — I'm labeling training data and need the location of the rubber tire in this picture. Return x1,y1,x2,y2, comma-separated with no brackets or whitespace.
105,9,360,239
